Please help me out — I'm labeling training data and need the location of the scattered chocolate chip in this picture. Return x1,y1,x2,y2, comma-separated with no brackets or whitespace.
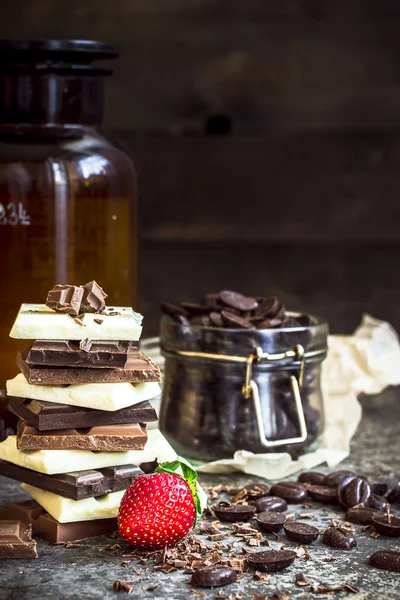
249,496,287,514
213,504,257,522
191,565,237,588
284,522,319,544
387,482,400,504
307,485,338,504
256,512,286,534
369,550,400,572
346,507,384,525
337,475,371,508
298,471,326,486
373,514,400,537
324,470,355,488
247,549,297,572
368,493,388,512
322,527,357,550
270,482,308,504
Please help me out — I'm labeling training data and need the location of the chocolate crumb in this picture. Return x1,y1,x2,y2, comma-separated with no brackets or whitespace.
299,513,313,519
94,318,103,325
272,588,290,600
322,557,337,563
295,572,310,586
120,561,130,568
64,542,82,548
73,317,86,326
371,531,381,538
253,571,269,582
189,591,206,597
113,580,133,594
79,337,92,352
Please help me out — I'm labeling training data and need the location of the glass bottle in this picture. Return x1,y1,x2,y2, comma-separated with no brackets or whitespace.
0,40,138,437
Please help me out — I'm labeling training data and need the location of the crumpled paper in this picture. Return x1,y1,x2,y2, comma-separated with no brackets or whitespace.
197,314,400,479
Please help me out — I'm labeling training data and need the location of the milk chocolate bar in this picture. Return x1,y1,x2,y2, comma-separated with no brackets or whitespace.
0,501,117,544
17,420,148,451
0,520,38,558
46,284,84,316
10,304,142,341
0,460,143,500
8,397,157,431
18,348,161,385
26,340,134,369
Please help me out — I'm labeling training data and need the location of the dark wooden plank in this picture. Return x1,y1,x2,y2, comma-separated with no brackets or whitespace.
120,133,400,243
1,1,400,132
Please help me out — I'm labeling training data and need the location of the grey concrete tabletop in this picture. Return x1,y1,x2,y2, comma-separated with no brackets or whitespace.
0,389,399,600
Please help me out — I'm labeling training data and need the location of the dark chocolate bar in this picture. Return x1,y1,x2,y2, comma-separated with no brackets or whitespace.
18,348,161,385
0,460,143,500
8,397,158,431
0,501,117,545
26,340,133,369
0,520,38,558
17,420,148,451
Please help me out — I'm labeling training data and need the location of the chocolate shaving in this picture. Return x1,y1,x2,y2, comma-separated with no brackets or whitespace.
73,317,85,326
79,337,92,352
295,572,310,586
253,571,269,582
113,580,133,594
272,588,290,600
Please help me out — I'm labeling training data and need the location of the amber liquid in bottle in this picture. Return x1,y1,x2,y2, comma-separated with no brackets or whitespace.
0,41,139,438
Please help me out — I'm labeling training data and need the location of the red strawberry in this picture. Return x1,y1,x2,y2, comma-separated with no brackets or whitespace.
118,460,206,549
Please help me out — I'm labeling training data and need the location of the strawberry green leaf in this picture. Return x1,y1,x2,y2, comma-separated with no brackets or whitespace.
156,457,208,518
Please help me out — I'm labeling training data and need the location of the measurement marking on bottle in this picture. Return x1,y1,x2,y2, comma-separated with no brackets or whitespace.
0,202,31,226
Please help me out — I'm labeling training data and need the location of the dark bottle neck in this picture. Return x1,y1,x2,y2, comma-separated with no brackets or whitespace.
0,71,104,138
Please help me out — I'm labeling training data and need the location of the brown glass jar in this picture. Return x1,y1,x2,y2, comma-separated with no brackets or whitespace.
0,40,138,435
159,314,328,462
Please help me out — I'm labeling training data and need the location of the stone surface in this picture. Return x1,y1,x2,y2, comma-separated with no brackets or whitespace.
0,389,399,599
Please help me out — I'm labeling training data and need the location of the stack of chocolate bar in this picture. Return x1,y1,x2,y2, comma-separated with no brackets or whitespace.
0,282,176,544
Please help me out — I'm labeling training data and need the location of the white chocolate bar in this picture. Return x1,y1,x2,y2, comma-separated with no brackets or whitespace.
7,374,161,411
0,429,177,475
22,484,125,523
9,304,143,341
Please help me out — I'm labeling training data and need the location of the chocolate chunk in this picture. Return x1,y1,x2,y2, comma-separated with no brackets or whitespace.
337,475,371,508
346,507,384,525
283,522,319,544
241,483,271,500
368,494,388,512
26,340,135,369
80,281,107,313
0,520,38,559
219,290,258,312
8,397,157,431
387,482,400,504
46,284,84,316
16,420,148,452
322,526,357,550
247,549,297,572
369,550,400,572
220,310,255,329
0,501,117,544
213,503,256,522
307,485,338,504
298,471,326,486
0,460,143,500
249,496,287,513
270,482,308,503
373,514,400,537
191,565,237,588
18,347,161,385
256,511,286,533
324,470,355,488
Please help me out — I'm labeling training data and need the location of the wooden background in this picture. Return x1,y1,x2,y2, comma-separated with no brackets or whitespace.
1,0,400,335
